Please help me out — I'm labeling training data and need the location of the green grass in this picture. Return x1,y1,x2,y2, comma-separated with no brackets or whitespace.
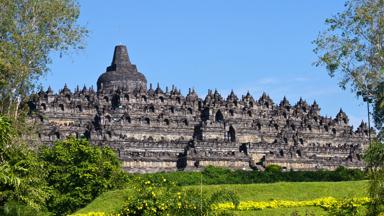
187,180,368,201
75,180,368,215
75,188,131,214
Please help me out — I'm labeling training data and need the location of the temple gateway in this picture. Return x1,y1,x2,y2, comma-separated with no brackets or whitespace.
29,45,370,173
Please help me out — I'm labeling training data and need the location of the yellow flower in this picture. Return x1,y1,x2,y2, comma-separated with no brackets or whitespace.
212,196,370,211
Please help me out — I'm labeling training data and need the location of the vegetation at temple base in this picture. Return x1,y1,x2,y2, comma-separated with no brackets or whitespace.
0,114,128,215
39,137,128,215
138,165,366,186
0,115,50,215
118,177,238,216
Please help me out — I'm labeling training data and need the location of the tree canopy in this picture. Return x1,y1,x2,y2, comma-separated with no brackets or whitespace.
313,0,384,134
0,0,87,118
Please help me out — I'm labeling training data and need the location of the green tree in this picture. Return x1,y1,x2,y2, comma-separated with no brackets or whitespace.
313,0,384,133
313,1,384,215
40,137,127,215
0,0,87,118
0,115,50,214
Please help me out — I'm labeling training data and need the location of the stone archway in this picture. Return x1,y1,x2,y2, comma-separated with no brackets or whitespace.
215,110,224,123
112,94,121,109
228,125,236,142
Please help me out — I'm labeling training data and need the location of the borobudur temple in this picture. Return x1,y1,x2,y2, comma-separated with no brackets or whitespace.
28,45,370,173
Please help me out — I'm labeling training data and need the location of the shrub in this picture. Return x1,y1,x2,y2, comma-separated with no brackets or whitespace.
40,137,128,215
120,177,238,216
265,164,282,173
0,201,50,216
0,115,50,212
326,197,370,216
138,166,366,186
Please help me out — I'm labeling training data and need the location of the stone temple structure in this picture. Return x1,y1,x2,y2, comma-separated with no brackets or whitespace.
29,45,370,172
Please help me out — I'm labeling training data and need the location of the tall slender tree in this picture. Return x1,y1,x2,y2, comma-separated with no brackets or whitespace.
313,0,384,133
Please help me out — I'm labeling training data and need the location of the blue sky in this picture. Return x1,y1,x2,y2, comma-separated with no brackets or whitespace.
45,0,369,128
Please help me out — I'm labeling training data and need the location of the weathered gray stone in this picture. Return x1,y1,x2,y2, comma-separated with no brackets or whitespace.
28,45,370,173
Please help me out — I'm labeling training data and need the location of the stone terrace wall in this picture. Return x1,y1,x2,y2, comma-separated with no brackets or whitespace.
29,84,370,172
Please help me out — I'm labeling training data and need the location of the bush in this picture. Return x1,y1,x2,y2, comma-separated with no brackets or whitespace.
119,177,238,216
40,137,128,215
0,201,50,216
326,197,370,216
265,164,282,173
138,166,367,186
0,115,50,211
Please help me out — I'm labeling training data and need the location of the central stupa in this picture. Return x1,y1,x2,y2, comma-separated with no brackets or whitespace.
97,45,147,92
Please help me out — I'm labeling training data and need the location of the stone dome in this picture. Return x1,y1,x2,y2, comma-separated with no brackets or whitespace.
97,45,147,92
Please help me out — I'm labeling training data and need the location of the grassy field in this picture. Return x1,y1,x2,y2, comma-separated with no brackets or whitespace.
75,180,368,215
